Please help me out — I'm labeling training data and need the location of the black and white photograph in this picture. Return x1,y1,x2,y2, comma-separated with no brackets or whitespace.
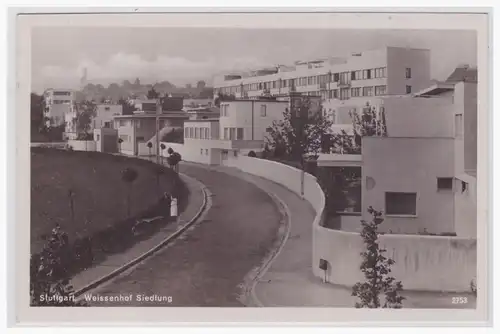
9,8,491,326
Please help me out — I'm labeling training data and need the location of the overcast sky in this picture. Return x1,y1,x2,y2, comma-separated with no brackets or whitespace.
31,27,477,93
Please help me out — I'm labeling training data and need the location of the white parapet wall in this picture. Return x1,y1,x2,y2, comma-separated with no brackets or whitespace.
67,140,97,152
223,155,477,293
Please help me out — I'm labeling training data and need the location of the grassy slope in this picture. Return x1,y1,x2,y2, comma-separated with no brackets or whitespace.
31,148,183,252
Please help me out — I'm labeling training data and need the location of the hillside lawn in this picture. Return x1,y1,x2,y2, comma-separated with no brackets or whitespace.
31,148,186,253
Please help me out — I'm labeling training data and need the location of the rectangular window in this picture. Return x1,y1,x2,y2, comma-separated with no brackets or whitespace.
362,70,368,80
406,67,412,78
351,71,356,80
351,87,361,97
375,85,387,96
205,149,209,155
224,127,229,140
340,88,350,100
381,67,387,77
184,127,189,138
339,72,351,85
205,128,210,139
195,128,199,139
437,177,454,190
366,69,372,79
104,121,111,128
230,128,236,140
406,85,412,94
455,114,463,138
362,87,373,96
260,105,267,117
385,192,417,216
282,80,287,88
236,128,244,140
333,73,339,82
200,128,205,139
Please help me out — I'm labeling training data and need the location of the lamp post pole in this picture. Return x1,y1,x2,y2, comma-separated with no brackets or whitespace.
156,98,160,165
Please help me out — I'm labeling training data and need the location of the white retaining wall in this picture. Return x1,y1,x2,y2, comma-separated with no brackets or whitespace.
225,155,477,292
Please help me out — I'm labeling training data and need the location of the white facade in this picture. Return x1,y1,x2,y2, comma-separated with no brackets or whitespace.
218,100,289,141
44,89,76,127
214,47,430,102
92,104,123,130
318,80,477,237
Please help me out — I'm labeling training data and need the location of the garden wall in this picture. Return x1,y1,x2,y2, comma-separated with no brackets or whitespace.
225,155,477,292
67,140,97,152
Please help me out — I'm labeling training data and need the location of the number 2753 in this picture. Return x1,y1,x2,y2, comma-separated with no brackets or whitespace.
452,297,468,304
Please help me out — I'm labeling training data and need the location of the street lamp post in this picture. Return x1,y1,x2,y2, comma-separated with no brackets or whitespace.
156,98,161,165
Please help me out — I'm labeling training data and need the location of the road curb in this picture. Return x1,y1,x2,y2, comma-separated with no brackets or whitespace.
73,172,210,298
193,164,294,307
246,191,292,307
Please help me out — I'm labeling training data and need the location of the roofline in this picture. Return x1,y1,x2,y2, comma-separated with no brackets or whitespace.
215,46,432,80
222,99,289,103
114,113,188,119
184,119,220,123
413,83,455,97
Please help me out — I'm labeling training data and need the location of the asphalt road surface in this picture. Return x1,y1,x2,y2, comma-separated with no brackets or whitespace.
86,163,282,307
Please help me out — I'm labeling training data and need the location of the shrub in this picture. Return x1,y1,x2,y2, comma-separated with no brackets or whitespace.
247,150,257,157
352,207,405,308
30,225,86,306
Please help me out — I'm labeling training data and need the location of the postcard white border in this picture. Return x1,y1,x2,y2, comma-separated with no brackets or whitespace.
9,7,492,327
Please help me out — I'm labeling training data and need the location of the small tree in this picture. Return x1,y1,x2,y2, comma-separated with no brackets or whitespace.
266,95,332,163
147,142,153,160
75,100,97,140
352,207,405,308
160,143,166,165
30,224,86,306
121,168,139,217
266,95,332,195
117,138,123,154
166,150,182,173
330,102,387,154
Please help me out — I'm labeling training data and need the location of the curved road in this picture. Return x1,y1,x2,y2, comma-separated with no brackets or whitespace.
86,163,283,306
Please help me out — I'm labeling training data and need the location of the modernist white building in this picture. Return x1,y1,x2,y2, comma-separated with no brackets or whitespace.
214,46,430,101
213,46,433,137
43,89,76,127
162,95,322,165
317,67,477,238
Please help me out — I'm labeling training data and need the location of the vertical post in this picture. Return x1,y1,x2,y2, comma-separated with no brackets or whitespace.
156,98,160,165
300,154,305,197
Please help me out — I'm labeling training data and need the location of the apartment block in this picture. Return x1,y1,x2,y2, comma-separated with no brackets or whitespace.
213,47,430,103
43,89,76,127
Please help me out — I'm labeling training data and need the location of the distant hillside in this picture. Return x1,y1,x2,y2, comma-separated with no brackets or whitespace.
76,79,213,103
